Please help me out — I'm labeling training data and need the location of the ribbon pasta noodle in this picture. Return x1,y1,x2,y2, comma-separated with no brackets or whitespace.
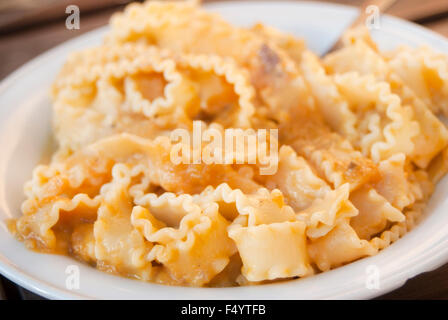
9,1,448,286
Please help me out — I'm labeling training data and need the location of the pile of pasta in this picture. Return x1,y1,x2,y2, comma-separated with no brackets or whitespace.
10,1,448,287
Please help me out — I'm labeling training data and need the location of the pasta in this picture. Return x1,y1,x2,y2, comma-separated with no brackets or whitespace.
324,38,448,169
386,45,448,116
9,1,448,287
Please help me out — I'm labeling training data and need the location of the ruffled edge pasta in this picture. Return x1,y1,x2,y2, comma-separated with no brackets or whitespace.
333,72,419,162
298,183,359,239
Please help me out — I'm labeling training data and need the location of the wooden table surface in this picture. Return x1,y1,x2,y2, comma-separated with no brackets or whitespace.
0,0,447,300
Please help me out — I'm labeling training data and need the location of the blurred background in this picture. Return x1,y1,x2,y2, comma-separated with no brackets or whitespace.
0,0,447,300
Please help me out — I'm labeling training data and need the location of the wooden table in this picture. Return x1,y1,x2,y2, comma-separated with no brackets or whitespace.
0,0,447,300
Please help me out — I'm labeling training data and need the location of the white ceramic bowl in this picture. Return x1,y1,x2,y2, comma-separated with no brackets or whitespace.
0,1,448,300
